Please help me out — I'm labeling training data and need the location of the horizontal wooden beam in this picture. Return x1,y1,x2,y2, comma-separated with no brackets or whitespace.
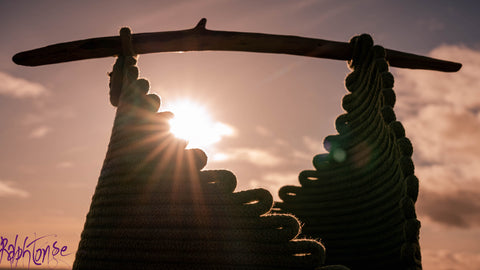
12,18,461,72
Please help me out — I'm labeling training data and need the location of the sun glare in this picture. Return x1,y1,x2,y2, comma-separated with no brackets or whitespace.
164,100,234,149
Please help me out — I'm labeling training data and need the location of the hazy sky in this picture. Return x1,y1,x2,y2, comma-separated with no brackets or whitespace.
1,1,480,269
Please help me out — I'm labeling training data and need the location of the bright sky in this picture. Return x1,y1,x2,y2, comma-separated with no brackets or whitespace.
1,1,480,269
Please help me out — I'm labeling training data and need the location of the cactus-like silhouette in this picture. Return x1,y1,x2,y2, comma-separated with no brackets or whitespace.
276,34,422,270
73,29,338,270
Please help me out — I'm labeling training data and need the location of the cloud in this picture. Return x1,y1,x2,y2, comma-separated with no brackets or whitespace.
395,45,480,228
395,45,480,115
0,71,48,98
0,180,29,198
29,126,51,138
302,136,325,154
57,161,74,168
262,172,299,186
255,125,272,137
417,17,445,32
211,133,321,170
422,249,480,270
418,188,480,228
248,172,300,201
21,108,76,126
212,148,284,167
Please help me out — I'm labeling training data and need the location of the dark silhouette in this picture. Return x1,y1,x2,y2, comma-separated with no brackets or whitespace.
275,34,422,269
12,20,459,269
72,28,334,270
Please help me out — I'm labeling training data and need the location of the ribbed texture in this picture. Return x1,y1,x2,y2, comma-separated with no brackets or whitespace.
276,34,422,270
73,36,329,269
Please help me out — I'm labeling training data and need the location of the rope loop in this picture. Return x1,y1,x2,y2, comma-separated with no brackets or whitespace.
109,27,138,107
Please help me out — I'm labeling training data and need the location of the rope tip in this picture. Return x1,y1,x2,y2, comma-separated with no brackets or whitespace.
119,27,132,36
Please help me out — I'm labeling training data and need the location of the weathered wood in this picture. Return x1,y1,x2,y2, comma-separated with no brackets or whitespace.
12,18,461,72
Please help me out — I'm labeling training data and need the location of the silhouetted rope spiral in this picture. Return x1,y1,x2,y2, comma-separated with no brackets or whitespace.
73,28,335,270
276,34,422,270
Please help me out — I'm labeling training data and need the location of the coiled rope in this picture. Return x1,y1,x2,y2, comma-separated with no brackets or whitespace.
276,34,422,270
73,27,338,270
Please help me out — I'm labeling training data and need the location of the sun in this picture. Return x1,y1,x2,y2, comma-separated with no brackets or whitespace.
163,99,234,149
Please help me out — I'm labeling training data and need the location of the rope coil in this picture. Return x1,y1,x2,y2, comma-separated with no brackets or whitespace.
73,27,333,270
276,34,422,270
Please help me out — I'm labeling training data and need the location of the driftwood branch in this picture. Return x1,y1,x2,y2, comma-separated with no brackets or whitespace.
12,18,461,72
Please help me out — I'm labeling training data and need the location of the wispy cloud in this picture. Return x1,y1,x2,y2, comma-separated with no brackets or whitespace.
417,17,445,32
21,108,76,126
29,126,51,138
248,172,300,201
57,161,74,168
254,126,289,147
262,172,299,186
422,249,480,270
396,45,480,115
0,180,29,198
213,128,322,168
0,71,48,98
395,45,480,228
255,125,272,137
302,136,325,154
418,189,480,228
213,148,284,167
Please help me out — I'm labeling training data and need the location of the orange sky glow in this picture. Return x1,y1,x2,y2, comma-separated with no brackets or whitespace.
1,1,480,269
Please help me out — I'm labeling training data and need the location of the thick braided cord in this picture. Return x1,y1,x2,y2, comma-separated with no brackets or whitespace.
73,28,327,270
277,34,421,270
